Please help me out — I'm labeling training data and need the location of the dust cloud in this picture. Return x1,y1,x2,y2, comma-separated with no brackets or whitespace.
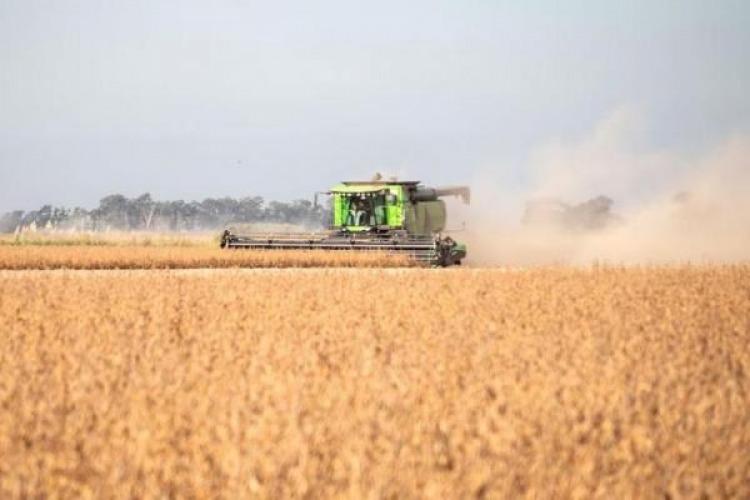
454,107,750,266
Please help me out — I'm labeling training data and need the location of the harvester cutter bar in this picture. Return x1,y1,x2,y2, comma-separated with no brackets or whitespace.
222,233,439,263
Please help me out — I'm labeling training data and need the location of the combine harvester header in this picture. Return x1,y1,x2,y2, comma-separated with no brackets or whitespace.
221,179,471,266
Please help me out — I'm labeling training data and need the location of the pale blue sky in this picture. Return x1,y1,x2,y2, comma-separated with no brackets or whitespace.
1,1,748,211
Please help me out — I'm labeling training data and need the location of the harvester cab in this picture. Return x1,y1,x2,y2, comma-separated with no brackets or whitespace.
330,181,469,233
221,180,471,266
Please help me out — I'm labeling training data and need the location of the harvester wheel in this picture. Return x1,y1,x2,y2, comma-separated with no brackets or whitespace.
220,229,231,249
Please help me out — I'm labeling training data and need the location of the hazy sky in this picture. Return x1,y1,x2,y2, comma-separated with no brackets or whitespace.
1,1,748,212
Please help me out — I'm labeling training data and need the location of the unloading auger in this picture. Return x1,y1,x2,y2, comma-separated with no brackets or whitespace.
220,179,470,266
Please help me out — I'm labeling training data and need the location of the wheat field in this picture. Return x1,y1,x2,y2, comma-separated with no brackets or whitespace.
0,246,412,270
0,231,218,247
1,265,748,498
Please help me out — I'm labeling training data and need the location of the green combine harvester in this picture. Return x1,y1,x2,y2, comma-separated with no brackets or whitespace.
220,179,470,266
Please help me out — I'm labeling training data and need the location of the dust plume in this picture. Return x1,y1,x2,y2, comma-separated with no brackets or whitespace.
458,107,750,265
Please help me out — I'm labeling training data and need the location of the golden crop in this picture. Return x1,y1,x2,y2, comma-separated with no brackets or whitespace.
0,266,748,498
0,231,218,247
0,246,412,270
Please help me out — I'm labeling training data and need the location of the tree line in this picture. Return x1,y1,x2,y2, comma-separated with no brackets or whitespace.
0,193,327,233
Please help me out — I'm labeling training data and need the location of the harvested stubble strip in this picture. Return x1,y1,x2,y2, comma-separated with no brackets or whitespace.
0,245,414,269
